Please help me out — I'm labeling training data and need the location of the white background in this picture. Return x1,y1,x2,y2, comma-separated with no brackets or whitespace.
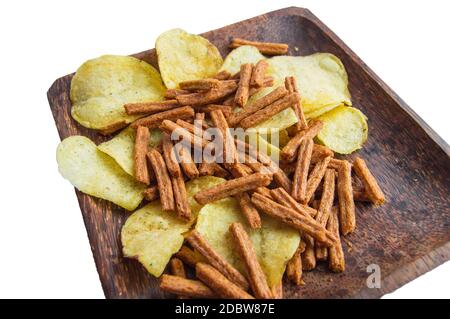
0,0,448,299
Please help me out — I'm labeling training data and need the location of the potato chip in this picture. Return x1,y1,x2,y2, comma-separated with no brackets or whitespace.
156,29,223,89
219,45,265,75
245,87,299,133
98,126,163,176
266,53,351,115
316,106,368,154
70,55,166,132
56,136,146,210
121,176,225,277
305,102,342,119
121,201,192,277
195,198,300,287
185,176,226,216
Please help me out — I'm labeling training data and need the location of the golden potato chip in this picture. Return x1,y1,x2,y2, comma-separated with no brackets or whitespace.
98,127,163,176
195,198,300,288
305,102,342,119
316,106,368,154
70,55,166,131
185,176,226,216
121,176,225,277
121,201,192,277
219,45,265,75
266,53,351,115
56,136,146,210
156,29,223,89
245,87,299,133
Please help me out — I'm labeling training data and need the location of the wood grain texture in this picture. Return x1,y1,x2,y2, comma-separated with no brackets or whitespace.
47,7,450,299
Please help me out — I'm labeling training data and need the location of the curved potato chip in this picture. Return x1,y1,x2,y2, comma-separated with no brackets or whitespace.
70,55,166,131
266,53,351,114
156,29,223,89
185,176,226,216
219,45,265,75
305,102,341,119
121,201,192,277
195,198,300,288
316,106,368,154
98,127,163,176
56,136,146,210
121,176,225,277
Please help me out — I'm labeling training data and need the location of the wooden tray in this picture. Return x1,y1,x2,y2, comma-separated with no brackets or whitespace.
47,7,450,299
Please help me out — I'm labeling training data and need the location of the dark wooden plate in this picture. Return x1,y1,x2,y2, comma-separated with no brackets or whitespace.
47,7,450,298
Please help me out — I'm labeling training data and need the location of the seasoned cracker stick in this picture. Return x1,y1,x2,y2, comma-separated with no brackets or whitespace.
175,119,212,140
176,145,199,179
251,193,337,246
249,77,274,96
222,95,236,107
273,167,292,193
162,133,182,178
176,81,238,106
315,169,336,260
337,160,356,235
175,246,203,268
328,158,346,170
143,185,159,201
134,126,151,184
211,109,238,164
170,258,186,278
125,100,180,115
198,161,216,176
147,148,175,211
230,223,272,299
172,175,191,220
186,230,249,290
328,207,345,272
179,78,220,91
292,139,314,203
131,106,194,129
234,138,273,165
196,263,254,299
227,86,288,126
281,120,323,161
251,60,268,87
164,89,190,99
235,192,262,229
305,156,332,203
194,173,272,205
286,243,306,285
285,76,307,131
301,235,316,270
353,157,385,205
240,93,300,129
169,258,188,299
311,144,334,164
198,162,230,178
270,187,317,218
316,169,336,226
160,274,216,298
235,63,253,107
230,38,288,55
160,120,207,150
213,70,231,80
196,104,233,118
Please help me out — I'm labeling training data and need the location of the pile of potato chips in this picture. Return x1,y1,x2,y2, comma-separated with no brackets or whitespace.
57,28,368,286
